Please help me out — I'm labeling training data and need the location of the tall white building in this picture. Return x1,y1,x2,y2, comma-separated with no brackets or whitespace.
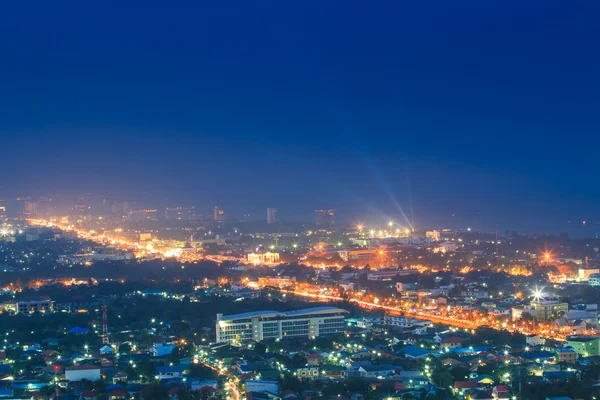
267,208,279,224
216,306,347,344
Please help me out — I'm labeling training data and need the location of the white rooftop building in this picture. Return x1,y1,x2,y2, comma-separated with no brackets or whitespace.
216,306,347,344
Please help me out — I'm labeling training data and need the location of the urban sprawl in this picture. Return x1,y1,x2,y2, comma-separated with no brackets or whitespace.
0,196,599,400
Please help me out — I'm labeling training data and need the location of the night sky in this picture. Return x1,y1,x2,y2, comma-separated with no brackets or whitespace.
1,1,599,233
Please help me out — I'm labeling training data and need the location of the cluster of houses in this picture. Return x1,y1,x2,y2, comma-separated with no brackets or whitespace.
0,332,217,400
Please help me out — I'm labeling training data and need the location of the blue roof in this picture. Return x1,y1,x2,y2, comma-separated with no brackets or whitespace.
452,346,490,354
156,365,188,373
556,347,575,353
544,371,575,378
68,326,89,334
401,345,432,358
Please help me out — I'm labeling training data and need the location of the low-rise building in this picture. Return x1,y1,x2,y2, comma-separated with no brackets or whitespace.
296,367,319,380
245,380,279,396
257,276,296,287
367,269,418,281
65,365,101,382
396,282,416,293
564,336,600,357
589,273,600,287
306,354,324,366
532,300,569,321
555,347,577,364
441,337,466,349
358,364,396,379
152,342,176,357
4,298,54,314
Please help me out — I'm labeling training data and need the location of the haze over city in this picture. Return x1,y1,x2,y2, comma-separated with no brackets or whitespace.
2,1,600,234
2,2,600,400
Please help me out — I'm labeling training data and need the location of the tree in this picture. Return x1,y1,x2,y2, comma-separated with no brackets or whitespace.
141,382,167,399
254,342,266,355
431,368,454,389
290,353,307,369
450,366,470,382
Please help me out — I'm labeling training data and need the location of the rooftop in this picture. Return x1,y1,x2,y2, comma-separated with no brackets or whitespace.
566,336,600,343
219,306,347,321
66,365,100,371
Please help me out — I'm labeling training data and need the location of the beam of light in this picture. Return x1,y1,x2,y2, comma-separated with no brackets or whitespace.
345,135,415,230
405,171,415,229
318,85,415,230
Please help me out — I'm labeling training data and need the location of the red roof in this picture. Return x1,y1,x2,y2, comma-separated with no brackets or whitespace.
81,390,97,398
495,385,509,392
108,389,128,397
198,386,217,392
454,381,479,389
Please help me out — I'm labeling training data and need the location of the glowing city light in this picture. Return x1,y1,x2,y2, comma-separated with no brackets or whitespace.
531,286,546,302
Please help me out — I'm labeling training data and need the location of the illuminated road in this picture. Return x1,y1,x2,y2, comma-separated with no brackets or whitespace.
29,218,205,262
277,286,568,341
196,355,240,400
280,289,479,329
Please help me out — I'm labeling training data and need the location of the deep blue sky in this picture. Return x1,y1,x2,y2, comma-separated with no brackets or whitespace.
1,1,599,233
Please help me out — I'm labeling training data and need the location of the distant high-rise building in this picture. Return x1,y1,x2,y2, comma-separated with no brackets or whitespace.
23,201,38,216
37,197,54,217
127,209,158,222
315,209,335,227
213,206,225,222
267,208,279,224
165,207,195,221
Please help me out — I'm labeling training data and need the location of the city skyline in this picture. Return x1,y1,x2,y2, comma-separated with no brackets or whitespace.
2,2,600,232
2,193,600,237
3,3,600,399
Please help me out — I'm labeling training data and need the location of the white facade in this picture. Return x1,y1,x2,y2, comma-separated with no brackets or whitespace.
433,241,457,253
248,252,280,265
245,380,279,395
65,366,101,382
525,334,546,347
383,315,429,328
396,282,415,292
589,273,600,286
216,307,347,344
